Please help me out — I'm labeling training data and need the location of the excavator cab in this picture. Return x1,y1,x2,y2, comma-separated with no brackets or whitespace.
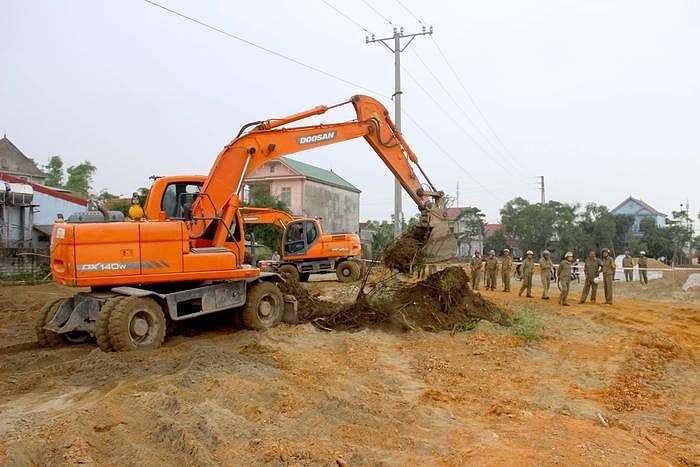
284,220,319,256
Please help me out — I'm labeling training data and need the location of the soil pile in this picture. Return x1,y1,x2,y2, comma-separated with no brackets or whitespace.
382,227,426,273
282,266,507,332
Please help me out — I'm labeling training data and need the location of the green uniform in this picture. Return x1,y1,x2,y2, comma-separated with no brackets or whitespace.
540,256,554,298
485,256,498,290
558,259,572,305
579,257,603,303
601,256,615,304
519,257,535,297
501,255,513,291
470,255,484,290
622,255,634,282
638,255,648,284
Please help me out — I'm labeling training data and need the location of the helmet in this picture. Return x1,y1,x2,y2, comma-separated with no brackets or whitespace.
526,250,534,255
601,248,610,253
503,248,510,253
489,250,495,255
640,250,646,255
543,249,550,255
565,251,573,258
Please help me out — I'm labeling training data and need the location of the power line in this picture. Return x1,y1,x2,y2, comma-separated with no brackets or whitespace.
360,0,395,26
401,109,504,203
319,0,374,35
141,0,390,99
429,36,522,169
409,47,521,175
401,65,518,178
395,0,424,24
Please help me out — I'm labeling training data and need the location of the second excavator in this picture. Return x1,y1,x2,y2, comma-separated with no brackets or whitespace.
40,95,457,351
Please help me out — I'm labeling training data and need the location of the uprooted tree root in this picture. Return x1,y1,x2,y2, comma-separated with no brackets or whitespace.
382,227,426,273
279,266,510,333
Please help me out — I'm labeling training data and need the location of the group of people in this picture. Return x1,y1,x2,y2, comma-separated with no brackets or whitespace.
469,248,651,306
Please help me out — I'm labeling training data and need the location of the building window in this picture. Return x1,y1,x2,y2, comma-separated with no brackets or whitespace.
269,164,275,173
280,187,291,207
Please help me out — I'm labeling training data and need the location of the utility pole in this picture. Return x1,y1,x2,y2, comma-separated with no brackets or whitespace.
538,175,545,204
367,25,433,238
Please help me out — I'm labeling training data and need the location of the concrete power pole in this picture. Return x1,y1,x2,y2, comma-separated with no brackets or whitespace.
367,26,433,238
538,175,545,204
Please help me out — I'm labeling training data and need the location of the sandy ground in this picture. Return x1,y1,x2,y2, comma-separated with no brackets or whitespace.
0,274,698,466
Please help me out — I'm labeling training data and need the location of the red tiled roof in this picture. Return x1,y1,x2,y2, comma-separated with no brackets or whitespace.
0,172,88,206
484,223,505,237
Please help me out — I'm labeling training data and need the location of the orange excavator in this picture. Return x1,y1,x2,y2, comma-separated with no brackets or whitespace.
39,95,457,351
240,207,362,283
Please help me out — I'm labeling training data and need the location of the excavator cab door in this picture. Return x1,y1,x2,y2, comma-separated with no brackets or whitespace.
283,220,318,257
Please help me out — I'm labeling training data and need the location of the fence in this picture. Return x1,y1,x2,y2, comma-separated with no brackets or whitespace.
0,248,50,278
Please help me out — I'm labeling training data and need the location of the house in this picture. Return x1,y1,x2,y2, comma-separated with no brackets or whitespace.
610,196,667,236
244,157,360,234
1,173,88,248
0,136,47,185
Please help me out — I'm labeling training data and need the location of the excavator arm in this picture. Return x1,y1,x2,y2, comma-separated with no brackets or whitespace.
191,95,455,261
239,207,295,230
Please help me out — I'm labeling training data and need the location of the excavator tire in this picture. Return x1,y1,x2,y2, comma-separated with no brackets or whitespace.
35,298,64,347
95,296,127,352
299,273,311,282
278,264,300,282
242,282,283,330
108,296,166,352
336,260,360,282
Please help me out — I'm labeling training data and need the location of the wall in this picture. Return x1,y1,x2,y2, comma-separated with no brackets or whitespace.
0,248,49,276
302,180,359,234
269,179,304,215
0,204,32,248
32,191,86,225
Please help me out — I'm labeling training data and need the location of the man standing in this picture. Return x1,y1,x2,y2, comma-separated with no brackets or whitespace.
485,250,498,291
519,250,535,297
638,251,649,285
601,248,616,304
579,250,603,304
470,250,484,291
540,249,554,299
501,249,514,292
558,252,574,306
622,250,634,282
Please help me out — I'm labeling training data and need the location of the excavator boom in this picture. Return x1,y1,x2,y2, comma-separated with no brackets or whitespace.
192,95,455,261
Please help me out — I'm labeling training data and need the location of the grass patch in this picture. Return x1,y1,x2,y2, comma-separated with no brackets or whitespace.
507,307,544,342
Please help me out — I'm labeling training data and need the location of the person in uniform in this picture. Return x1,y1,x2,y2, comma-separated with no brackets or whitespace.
579,249,603,303
601,248,616,304
558,252,574,306
622,250,634,282
638,251,649,285
539,249,554,299
470,250,484,290
485,250,498,291
501,248,514,292
518,250,535,297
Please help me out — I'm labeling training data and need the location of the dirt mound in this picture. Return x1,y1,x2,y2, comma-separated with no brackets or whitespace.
382,227,425,273
282,266,506,332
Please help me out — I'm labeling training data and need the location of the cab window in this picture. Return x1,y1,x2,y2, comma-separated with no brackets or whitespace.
161,183,202,219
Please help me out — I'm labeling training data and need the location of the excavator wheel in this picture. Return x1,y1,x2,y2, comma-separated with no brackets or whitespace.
242,282,283,330
95,296,127,352
35,298,64,347
336,260,360,283
299,273,311,282
108,296,166,351
278,264,300,282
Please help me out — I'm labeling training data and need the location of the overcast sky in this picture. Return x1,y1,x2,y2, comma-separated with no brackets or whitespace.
1,0,698,224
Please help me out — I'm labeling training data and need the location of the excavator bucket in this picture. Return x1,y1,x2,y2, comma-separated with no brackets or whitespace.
422,219,457,263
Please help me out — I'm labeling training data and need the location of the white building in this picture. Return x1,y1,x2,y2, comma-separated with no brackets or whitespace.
611,196,667,236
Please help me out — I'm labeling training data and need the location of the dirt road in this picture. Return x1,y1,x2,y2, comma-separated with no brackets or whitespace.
0,277,698,465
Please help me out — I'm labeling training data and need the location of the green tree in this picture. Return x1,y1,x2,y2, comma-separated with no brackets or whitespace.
640,217,673,259
579,203,616,253
667,210,694,264
500,197,559,254
43,155,64,187
483,229,509,256
368,220,395,259
65,161,97,198
454,207,485,255
612,214,635,254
